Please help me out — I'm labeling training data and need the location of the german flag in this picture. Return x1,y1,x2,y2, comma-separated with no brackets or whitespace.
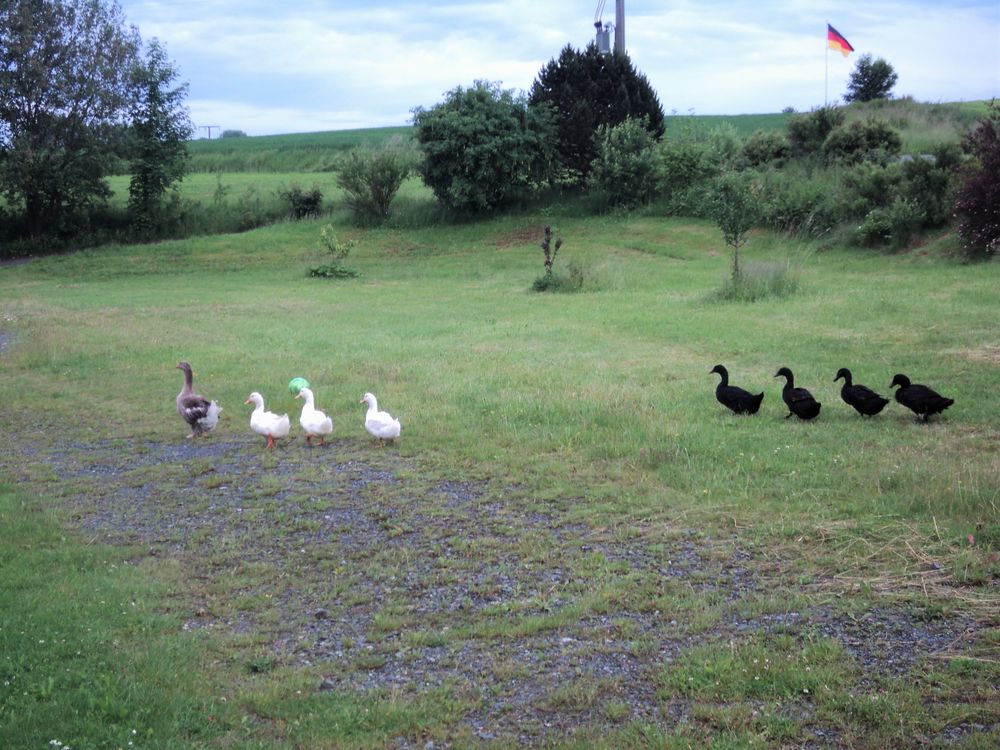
827,24,854,57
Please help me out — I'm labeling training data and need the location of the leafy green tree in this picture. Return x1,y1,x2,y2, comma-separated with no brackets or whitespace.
529,44,664,182
0,0,140,237
711,172,761,281
412,81,556,213
127,39,192,229
844,54,898,103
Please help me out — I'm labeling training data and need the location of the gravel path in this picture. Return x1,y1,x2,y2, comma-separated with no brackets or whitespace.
0,429,991,746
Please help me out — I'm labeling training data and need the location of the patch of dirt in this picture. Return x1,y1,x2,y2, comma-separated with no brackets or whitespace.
493,224,545,249
0,431,993,746
949,345,1000,365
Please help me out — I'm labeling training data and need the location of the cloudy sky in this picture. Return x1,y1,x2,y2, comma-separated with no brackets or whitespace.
117,0,999,137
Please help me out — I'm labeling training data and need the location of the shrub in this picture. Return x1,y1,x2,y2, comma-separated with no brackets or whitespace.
308,225,358,278
741,130,791,167
412,81,556,213
954,102,1000,260
706,123,742,168
841,162,901,213
897,143,962,227
337,146,411,222
656,139,717,212
787,106,845,157
589,117,661,207
822,117,902,165
857,197,922,249
220,129,248,138
278,184,323,219
759,170,843,237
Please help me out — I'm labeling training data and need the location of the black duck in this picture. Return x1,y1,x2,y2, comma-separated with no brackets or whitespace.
710,364,764,415
176,361,221,438
774,367,821,420
890,373,954,422
834,367,889,417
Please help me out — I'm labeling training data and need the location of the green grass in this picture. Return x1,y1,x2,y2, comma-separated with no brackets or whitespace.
184,126,414,173
1,211,998,746
0,483,226,748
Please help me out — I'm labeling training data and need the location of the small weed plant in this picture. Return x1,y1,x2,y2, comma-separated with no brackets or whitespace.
532,225,582,292
309,225,358,278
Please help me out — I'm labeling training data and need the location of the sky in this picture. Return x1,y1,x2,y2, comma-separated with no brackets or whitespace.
116,0,1000,137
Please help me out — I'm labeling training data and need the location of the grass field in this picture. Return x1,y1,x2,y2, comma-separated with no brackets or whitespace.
178,99,984,174
1,206,997,747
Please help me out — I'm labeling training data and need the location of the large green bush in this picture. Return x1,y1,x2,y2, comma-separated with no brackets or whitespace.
588,118,661,207
412,81,556,213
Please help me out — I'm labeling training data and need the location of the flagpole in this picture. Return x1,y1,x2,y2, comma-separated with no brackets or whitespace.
824,21,829,106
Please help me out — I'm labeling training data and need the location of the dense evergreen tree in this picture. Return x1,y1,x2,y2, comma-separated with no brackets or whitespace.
529,44,664,183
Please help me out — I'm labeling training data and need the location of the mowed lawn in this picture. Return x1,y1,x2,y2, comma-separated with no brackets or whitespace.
1,213,998,747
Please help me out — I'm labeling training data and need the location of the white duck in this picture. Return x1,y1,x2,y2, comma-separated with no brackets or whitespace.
295,387,333,446
361,392,401,444
244,391,290,449
176,361,222,438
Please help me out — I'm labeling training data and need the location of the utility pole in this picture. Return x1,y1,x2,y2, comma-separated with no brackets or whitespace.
614,0,625,55
199,125,220,139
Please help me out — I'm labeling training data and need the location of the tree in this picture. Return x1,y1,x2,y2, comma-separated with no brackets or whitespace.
711,172,761,281
412,81,556,213
128,38,192,228
0,0,140,237
336,145,411,222
954,102,1000,259
844,54,898,103
529,44,664,183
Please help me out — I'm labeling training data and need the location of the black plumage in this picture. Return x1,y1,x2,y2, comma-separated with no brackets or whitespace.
710,364,764,415
890,373,954,422
834,367,889,417
774,367,821,420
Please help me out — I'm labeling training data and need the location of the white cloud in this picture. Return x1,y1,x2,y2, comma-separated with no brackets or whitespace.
118,1,999,135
